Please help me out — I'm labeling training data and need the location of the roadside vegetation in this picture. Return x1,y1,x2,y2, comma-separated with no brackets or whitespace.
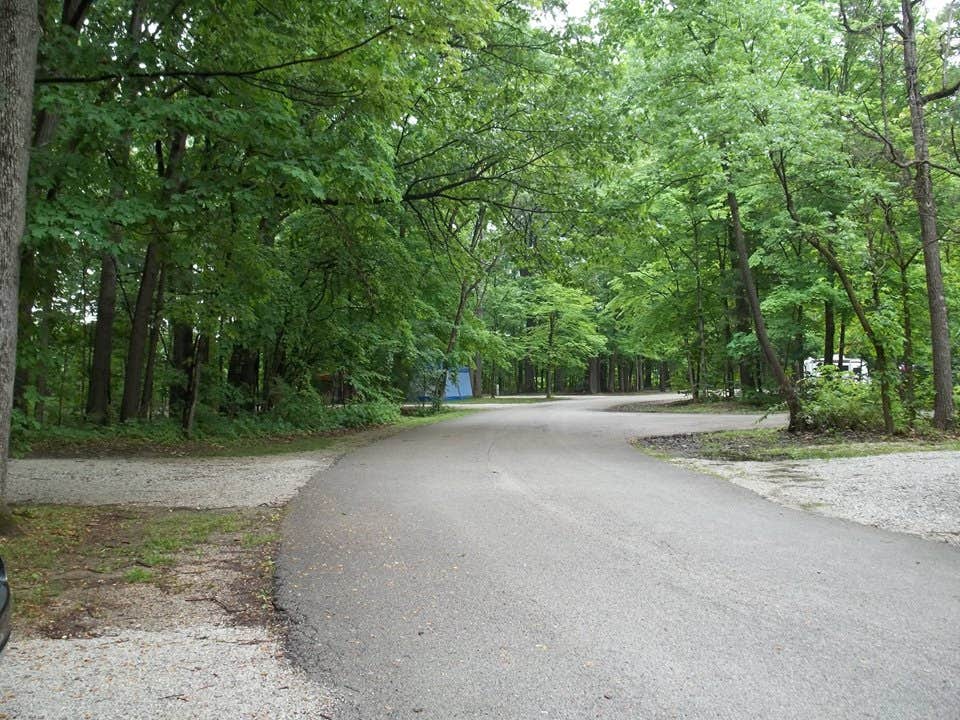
636,428,960,463
14,404,469,459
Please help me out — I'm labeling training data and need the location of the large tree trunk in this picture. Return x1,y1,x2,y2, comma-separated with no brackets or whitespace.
726,189,802,429
901,0,954,429
588,357,600,393
120,240,161,421
0,0,39,509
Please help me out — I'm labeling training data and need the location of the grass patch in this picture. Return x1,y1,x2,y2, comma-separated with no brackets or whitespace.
0,505,96,616
122,567,155,583
133,511,247,566
0,505,275,625
241,532,280,548
635,427,960,461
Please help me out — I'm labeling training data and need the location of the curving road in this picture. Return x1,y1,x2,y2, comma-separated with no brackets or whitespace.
277,394,960,719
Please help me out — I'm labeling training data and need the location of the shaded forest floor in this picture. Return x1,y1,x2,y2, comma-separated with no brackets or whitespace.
15,409,470,459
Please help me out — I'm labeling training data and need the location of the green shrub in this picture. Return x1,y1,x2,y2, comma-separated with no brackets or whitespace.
10,383,402,455
797,366,896,431
331,401,401,428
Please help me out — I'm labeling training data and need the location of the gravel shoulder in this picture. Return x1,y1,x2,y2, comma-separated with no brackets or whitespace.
1,625,332,720
5,451,337,508
0,445,350,719
676,451,960,546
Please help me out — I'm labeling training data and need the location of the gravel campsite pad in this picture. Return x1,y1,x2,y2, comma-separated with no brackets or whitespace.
677,451,960,545
5,452,337,508
0,449,345,719
0,625,335,720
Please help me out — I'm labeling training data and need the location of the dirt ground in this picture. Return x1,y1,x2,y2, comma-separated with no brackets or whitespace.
5,505,280,640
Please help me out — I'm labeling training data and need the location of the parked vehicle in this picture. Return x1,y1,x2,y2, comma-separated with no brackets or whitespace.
803,355,870,381
0,556,9,653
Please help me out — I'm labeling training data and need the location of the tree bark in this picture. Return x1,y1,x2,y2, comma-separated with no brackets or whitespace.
0,0,39,509
588,357,600,394
120,240,161,421
139,264,165,419
823,299,835,367
86,251,117,422
726,189,801,429
181,334,207,436
901,0,954,429
170,322,193,415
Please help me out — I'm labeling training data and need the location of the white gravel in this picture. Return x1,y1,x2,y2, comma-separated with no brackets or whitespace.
680,451,960,545
0,625,335,719
2,449,346,719
5,452,336,508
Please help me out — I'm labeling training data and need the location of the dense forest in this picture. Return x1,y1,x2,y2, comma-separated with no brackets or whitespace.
3,0,960,475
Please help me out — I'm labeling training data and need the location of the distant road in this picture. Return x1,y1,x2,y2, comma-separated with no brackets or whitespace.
278,394,960,719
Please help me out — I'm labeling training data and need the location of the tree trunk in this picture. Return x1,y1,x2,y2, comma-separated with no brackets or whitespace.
139,265,165,419
34,296,52,423
545,312,556,398
0,0,39,511
119,130,186,422
899,264,916,426
86,251,117,422
119,240,161,421
823,299,835,367
588,357,600,394
181,334,207,437
228,346,259,411
170,322,193,415
901,0,954,429
12,247,35,411
471,356,483,399
728,227,757,396
522,356,536,393
726,189,801,429
838,315,846,370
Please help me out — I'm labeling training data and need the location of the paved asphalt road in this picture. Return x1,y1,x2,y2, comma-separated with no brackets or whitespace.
277,394,960,719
